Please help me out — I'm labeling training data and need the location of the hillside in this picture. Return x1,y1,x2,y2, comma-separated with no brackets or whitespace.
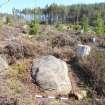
0,23,105,105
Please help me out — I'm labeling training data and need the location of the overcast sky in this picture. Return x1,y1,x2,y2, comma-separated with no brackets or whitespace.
0,0,105,13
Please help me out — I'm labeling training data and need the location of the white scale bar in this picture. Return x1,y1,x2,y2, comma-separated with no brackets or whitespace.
35,95,43,98
48,96,55,99
60,97,68,100
35,94,69,100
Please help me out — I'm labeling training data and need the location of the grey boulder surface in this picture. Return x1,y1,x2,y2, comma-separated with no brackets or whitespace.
31,55,71,95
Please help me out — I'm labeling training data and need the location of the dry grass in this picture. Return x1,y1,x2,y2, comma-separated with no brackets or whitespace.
2,59,35,105
52,47,75,60
7,79,22,93
76,50,105,97
48,101,63,105
6,59,31,82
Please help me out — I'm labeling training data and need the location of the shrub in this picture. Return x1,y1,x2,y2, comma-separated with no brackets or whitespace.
68,24,81,31
81,15,89,32
29,20,40,35
5,16,12,25
86,51,105,96
73,24,81,31
95,15,104,35
55,24,64,31
0,17,3,31
69,24,74,29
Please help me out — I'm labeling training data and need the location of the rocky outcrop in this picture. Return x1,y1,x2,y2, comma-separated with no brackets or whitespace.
31,55,71,95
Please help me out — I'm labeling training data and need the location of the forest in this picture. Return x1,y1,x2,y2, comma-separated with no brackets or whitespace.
12,3,105,24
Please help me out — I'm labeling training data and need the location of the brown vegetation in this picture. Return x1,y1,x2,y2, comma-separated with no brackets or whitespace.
0,24,105,105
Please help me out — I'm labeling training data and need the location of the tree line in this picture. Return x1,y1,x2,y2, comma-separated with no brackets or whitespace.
12,3,105,24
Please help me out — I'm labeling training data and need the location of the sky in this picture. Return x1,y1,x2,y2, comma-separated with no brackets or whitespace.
0,0,105,13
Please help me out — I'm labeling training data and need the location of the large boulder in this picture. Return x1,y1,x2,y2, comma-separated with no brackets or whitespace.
0,55,8,71
31,55,71,95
